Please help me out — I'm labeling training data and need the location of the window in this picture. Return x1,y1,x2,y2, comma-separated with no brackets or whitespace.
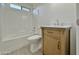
10,4,30,12
10,4,21,10
33,8,39,15
22,7,30,12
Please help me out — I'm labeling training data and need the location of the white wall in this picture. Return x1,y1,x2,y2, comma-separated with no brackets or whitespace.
34,3,76,54
76,4,79,55
0,4,34,41
0,4,34,54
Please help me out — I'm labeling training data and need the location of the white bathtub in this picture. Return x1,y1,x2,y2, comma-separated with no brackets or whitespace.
0,33,34,54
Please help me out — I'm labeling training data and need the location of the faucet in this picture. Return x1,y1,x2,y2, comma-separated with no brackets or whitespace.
56,19,59,25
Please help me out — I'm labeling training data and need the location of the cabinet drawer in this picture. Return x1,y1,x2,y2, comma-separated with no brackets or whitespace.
44,29,60,36
43,29,60,40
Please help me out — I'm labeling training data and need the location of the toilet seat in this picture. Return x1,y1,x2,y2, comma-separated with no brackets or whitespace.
27,35,41,40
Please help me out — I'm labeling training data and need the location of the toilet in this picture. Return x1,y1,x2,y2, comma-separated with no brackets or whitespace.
27,35,42,53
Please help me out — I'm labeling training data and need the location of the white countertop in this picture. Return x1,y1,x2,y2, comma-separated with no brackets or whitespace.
41,25,72,28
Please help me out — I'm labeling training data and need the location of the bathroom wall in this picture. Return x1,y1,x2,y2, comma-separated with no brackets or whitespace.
76,3,79,55
0,4,34,41
34,3,76,54
0,4,34,54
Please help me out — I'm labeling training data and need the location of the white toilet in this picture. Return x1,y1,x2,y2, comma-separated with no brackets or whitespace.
27,35,42,53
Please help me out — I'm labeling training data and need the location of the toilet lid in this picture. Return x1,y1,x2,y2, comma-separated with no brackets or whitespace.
27,35,41,40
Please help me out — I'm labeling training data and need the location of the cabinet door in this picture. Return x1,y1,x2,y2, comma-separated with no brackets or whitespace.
60,29,70,54
43,29,61,55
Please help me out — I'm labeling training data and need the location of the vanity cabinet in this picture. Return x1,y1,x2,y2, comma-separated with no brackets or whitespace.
41,27,71,55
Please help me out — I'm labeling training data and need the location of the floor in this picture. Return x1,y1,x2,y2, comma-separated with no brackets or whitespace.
6,45,42,55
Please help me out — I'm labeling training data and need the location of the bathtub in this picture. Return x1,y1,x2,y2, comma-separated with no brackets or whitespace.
0,33,34,54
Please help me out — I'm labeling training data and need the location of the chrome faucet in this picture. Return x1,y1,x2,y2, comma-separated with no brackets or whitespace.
56,19,59,25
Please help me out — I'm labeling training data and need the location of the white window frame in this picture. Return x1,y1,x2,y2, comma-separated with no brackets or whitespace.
10,4,21,11
22,6,30,12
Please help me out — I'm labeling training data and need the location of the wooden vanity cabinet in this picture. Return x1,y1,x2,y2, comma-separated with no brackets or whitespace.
41,27,70,55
